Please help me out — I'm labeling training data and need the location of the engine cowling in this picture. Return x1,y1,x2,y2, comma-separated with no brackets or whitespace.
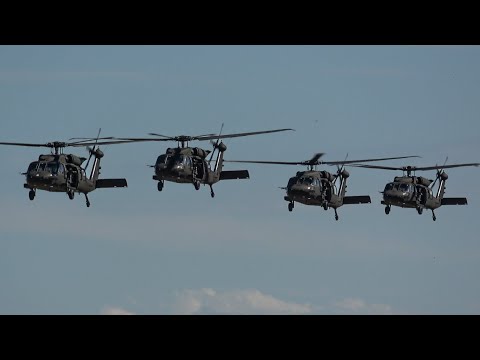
66,154,86,166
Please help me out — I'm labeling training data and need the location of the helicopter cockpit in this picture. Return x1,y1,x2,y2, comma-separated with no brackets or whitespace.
27,161,65,176
384,182,414,194
156,154,192,171
296,176,321,189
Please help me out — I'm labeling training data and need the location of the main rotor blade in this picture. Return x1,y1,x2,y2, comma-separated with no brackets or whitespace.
349,162,480,171
194,128,294,141
411,163,480,171
0,141,50,147
147,133,176,139
225,155,419,167
67,139,141,147
347,164,406,171
308,153,325,165
224,160,306,165
68,136,116,143
324,155,420,166
108,137,173,142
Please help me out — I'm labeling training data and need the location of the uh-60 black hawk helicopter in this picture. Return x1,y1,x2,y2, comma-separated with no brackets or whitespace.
225,153,419,220
348,159,480,221
102,125,293,198
0,130,130,207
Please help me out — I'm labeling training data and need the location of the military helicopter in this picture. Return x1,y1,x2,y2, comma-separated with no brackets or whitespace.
99,125,294,198
0,130,130,207
348,159,480,221
225,153,419,220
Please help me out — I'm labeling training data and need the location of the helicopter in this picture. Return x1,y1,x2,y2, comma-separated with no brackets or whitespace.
348,159,480,221
225,153,420,220
0,130,130,207
95,125,294,198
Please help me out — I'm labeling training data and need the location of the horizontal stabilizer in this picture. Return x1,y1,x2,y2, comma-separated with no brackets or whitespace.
343,195,371,205
95,178,128,189
441,197,467,205
220,170,250,180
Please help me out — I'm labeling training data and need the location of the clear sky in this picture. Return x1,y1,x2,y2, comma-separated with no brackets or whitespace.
1,45,479,314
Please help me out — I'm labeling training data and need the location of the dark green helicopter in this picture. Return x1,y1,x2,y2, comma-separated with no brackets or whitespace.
349,159,480,221
96,125,293,198
225,153,419,220
0,130,129,207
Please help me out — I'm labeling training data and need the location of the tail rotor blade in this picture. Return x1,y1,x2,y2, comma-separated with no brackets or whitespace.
84,128,101,170
431,156,448,189
208,123,224,163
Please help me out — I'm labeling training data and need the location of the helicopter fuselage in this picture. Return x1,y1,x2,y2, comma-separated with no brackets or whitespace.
283,169,371,220
381,176,442,210
153,147,214,184
24,154,95,193
284,170,340,207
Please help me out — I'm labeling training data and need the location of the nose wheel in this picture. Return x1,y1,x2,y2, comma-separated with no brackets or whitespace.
432,210,436,221
416,207,423,215
209,185,215,198
157,181,164,192
28,189,36,201
194,181,200,191
288,201,294,212
385,205,391,215
67,190,75,200
85,194,91,208
334,208,339,221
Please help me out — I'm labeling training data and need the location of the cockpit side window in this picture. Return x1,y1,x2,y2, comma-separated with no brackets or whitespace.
157,154,172,164
27,162,39,172
385,183,394,191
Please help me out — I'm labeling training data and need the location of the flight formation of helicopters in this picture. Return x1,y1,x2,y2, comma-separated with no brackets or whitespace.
1,126,478,221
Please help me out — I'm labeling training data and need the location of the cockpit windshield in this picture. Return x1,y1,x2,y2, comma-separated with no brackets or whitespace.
174,155,185,165
398,183,410,192
297,176,314,185
385,182,413,192
29,161,63,174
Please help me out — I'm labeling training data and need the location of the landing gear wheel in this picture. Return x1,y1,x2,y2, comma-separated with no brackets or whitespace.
288,202,294,212
323,203,328,211
68,191,75,200
385,206,390,215
157,181,164,192
432,211,436,221
417,207,423,215
28,190,35,201
194,181,200,191
335,214,339,221
209,185,214,198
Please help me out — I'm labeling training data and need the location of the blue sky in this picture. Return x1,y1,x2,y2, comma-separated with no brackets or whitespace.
1,45,479,314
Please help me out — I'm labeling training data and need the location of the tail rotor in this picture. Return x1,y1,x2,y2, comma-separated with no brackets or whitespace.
84,128,102,171
208,123,224,163
430,156,448,189
334,153,349,181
